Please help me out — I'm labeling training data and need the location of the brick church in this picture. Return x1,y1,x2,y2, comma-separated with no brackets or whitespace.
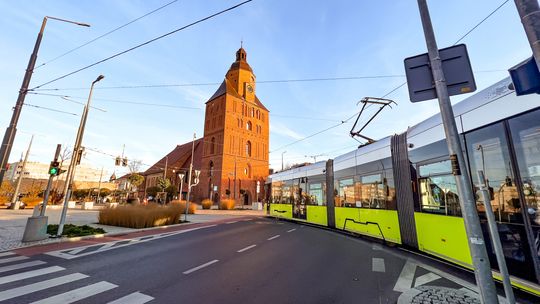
141,47,269,205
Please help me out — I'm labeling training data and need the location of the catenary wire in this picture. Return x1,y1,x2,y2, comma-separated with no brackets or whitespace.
34,0,180,71
29,0,254,90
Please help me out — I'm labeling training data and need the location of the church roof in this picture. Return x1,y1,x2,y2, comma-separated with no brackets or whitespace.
142,139,203,176
206,78,242,103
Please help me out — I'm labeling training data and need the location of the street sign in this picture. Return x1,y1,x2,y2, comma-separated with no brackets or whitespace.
213,185,218,191
404,44,476,102
256,181,260,194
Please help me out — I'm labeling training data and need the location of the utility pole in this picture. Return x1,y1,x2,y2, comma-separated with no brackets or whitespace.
96,167,103,204
11,135,34,210
185,133,199,221
416,1,498,303
57,75,104,237
0,17,89,185
514,0,540,72
40,144,61,216
281,151,287,171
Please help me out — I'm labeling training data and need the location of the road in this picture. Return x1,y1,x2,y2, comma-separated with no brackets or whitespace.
0,216,535,303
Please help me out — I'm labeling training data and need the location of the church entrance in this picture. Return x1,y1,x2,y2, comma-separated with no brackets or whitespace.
243,190,252,205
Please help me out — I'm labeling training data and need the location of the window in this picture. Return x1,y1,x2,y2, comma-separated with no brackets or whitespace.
418,160,461,216
256,110,260,119
357,174,386,209
308,182,326,206
251,108,255,117
246,121,252,131
246,141,252,157
336,178,354,207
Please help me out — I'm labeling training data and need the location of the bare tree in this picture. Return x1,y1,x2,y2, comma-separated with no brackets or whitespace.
128,159,143,174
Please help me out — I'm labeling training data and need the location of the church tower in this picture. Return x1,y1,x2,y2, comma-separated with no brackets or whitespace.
201,47,269,206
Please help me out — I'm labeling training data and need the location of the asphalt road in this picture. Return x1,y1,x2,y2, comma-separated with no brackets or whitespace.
0,217,536,303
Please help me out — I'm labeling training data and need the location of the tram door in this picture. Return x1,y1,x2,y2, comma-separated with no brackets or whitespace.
292,178,307,220
466,119,540,282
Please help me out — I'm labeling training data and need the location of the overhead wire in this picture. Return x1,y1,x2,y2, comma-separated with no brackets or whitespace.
33,0,180,71
30,0,255,90
23,103,78,116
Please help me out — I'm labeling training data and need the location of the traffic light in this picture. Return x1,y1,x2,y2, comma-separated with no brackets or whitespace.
48,161,60,176
76,147,85,165
115,157,121,166
122,157,128,167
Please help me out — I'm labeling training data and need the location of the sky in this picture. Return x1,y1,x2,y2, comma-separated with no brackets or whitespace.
0,0,533,179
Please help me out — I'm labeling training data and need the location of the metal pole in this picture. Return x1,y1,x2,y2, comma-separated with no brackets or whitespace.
514,0,540,72
416,1,498,303
11,135,34,210
234,155,237,200
57,75,104,237
96,167,103,203
0,17,89,185
477,170,516,304
164,156,168,178
185,133,196,222
178,174,184,201
40,144,61,216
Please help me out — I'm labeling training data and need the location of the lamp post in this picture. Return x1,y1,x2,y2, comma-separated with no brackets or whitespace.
57,75,104,237
185,133,198,222
0,16,90,185
178,172,185,201
281,151,287,171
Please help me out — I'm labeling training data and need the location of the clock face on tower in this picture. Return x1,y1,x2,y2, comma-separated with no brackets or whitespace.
246,84,253,93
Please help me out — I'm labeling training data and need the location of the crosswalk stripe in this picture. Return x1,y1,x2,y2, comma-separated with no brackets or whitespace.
0,252,14,258
30,281,117,304
107,292,154,304
0,273,87,301
0,266,65,285
0,256,28,264
0,260,46,273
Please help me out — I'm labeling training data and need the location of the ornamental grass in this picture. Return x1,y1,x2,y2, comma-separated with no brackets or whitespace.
201,199,213,210
98,202,194,229
219,199,236,210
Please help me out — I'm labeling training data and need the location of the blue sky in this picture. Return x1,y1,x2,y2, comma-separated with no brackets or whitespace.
0,0,532,178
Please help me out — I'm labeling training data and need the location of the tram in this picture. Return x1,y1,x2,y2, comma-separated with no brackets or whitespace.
267,77,540,295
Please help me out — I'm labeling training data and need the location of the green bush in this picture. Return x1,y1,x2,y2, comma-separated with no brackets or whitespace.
47,224,105,237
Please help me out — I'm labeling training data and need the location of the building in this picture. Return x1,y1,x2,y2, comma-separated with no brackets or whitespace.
6,161,107,183
140,47,270,205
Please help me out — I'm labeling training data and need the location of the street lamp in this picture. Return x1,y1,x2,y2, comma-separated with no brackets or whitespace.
185,169,200,222
281,151,287,171
184,133,197,222
0,16,90,185
178,172,185,201
57,74,104,237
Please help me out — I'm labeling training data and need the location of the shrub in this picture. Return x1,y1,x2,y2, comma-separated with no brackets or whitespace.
201,199,212,210
98,203,183,229
21,197,42,207
47,224,105,237
170,200,197,214
219,199,235,210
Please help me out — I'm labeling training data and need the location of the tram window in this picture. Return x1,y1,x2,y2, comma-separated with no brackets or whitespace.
509,110,540,261
338,178,355,207
357,174,386,209
308,182,325,206
282,184,292,204
271,181,283,204
418,161,461,216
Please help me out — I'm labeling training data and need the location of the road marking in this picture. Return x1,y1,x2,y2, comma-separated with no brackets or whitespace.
0,273,87,302
0,255,28,264
372,258,386,273
372,244,382,251
414,272,441,287
267,235,280,241
0,266,65,285
242,218,253,221
393,260,417,292
0,260,46,273
183,259,219,274
107,292,154,304
287,228,296,233
31,281,117,304
46,224,218,259
237,245,256,253
226,221,238,224
0,252,14,257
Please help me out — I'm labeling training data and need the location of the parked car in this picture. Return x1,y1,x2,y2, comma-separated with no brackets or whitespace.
5,201,26,209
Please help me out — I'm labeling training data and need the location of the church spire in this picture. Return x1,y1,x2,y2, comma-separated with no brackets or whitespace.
236,45,247,62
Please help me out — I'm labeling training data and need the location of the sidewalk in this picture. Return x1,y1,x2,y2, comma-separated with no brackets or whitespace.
0,208,264,252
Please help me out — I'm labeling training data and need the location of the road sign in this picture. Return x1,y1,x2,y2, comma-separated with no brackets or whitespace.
213,185,218,191
256,181,260,194
404,44,476,102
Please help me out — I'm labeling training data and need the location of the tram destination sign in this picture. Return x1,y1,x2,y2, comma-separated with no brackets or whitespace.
404,44,476,102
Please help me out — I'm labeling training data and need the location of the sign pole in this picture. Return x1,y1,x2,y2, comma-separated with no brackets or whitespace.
416,1,498,303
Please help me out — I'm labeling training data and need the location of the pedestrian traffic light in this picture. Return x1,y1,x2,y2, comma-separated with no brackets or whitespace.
48,161,60,176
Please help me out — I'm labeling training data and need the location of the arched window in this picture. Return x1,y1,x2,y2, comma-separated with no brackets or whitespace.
256,110,260,119
246,141,252,157
251,108,255,117
246,121,252,131
210,137,215,154
245,164,252,178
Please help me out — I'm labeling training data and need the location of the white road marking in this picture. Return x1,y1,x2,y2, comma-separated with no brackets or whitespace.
46,224,217,259
0,273,87,302
0,260,46,273
242,218,253,221
0,252,14,257
287,228,296,233
183,259,219,274
67,247,87,255
237,245,256,253
372,244,383,251
0,266,65,285
225,221,238,224
30,281,117,304
107,292,154,304
393,260,416,292
267,235,280,241
372,258,386,273
0,255,28,264
414,272,441,287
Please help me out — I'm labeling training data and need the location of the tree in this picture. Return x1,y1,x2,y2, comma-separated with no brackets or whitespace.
127,174,144,190
128,159,143,174
157,177,171,192
146,186,161,198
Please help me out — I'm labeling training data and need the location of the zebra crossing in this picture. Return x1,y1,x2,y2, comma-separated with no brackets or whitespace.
0,251,154,303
